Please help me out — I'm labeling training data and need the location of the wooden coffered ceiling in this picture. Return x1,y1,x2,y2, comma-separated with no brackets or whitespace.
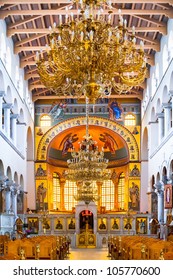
0,0,173,101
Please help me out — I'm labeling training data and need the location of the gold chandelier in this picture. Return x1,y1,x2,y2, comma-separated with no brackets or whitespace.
64,98,111,182
74,181,100,204
36,1,147,101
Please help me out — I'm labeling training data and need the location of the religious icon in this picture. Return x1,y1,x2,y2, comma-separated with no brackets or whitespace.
136,217,147,234
164,184,172,208
68,218,75,230
111,218,120,230
27,217,39,234
55,219,63,230
98,218,107,230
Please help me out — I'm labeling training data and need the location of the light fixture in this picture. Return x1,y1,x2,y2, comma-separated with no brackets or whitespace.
64,97,111,182
74,181,100,204
36,1,147,102
64,97,111,204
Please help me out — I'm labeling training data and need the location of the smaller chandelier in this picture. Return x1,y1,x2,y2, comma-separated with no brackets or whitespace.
36,3,147,101
64,98,111,182
74,181,100,204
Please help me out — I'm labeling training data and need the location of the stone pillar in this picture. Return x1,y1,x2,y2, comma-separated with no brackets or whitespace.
162,103,172,136
3,103,13,138
10,114,18,145
5,187,12,213
0,91,5,131
156,113,164,144
154,181,164,224
96,181,103,210
60,178,66,211
11,188,18,217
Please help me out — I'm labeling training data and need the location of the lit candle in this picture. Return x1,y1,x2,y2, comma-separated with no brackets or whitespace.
71,12,74,21
80,31,84,42
97,10,100,20
108,14,111,24
36,51,39,61
140,40,144,49
90,30,94,41
59,14,62,25
71,31,74,43
132,26,135,35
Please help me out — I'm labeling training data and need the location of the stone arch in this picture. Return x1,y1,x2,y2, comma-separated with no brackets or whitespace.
0,70,5,92
162,166,167,183
4,86,12,104
168,159,173,180
141,127,148,161
14,171,18,184
156,172,160,183
150,107,156,122
169,71,173,91
162,85,169,104
6,166,12,180
156,98,161,114
20,174,24,188
0,159,4,176
27,126,34,161
13,98,18,114
36,116,139,162
18,108,24,123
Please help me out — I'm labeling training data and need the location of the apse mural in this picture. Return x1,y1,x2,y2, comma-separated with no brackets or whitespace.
46,125,129,168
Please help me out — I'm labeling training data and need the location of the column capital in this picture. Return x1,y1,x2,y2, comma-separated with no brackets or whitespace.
154,181,164,195
3,103,13,109
156,113,164,119
10,113,19,119
169,90,173,97
162,103,172,109
0,91,5,97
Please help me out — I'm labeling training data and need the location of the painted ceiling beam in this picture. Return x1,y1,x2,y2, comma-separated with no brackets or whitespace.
1,0,173,5
7,26,167,37
1,9,173,19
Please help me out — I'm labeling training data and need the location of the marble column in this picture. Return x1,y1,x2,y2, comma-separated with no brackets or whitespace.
60,178,66,211
162,103,172,136
0,91,5,131
10,114,18,145
3,103,13,138
154,181,164,224
5,187,12,213
156,113,164,144
11,188,18,217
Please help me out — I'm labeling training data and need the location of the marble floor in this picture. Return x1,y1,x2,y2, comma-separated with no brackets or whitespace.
68,248,109,260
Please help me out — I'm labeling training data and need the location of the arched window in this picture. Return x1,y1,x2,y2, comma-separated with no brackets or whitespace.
118,172,125,210
101,180,114,210
64,180,77,211
124,114,136,126
40,114,51,127
53,173,61,210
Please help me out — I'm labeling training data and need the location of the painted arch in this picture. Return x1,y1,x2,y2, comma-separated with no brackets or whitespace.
36,117,139,168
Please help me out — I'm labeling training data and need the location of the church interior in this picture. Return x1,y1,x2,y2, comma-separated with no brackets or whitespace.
1,0,173,260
